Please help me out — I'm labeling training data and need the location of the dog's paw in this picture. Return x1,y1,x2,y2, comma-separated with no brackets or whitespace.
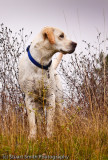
47,131,53,139
28,133,36,141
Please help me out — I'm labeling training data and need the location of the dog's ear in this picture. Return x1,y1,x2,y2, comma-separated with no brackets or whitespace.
42,27,55,44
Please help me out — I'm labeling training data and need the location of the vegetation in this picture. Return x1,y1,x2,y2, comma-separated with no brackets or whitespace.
0,24,108,160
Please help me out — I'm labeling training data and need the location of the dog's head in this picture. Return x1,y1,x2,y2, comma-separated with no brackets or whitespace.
42,27,77,54
33,27,77,55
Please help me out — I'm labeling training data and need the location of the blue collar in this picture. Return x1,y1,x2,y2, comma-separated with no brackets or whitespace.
26,45,52,70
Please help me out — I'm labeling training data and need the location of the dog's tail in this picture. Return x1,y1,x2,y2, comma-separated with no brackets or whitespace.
53,52,63,69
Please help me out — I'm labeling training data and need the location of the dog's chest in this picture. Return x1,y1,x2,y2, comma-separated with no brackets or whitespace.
30,69,55,103
33,69,55,90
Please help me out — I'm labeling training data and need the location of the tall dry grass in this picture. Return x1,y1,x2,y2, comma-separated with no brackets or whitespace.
0,25,108,159
0,103,107,159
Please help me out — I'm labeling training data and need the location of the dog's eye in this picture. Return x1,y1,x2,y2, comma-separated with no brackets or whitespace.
59,33,64,39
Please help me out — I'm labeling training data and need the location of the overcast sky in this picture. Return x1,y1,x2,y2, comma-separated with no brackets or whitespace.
0,0,108,53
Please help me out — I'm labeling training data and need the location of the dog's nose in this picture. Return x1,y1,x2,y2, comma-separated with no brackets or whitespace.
71,42,77,48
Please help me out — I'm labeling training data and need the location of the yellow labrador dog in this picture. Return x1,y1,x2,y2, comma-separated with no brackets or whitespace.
19,27,77,139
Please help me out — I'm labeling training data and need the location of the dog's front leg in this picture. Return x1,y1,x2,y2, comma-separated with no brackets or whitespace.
25,95,37,140
46,92,55,138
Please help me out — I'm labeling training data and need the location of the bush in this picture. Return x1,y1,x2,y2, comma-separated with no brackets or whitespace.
0,25,108,159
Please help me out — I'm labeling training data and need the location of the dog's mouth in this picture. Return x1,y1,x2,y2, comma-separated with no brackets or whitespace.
68,48,76,54
60,42,77,54
60,48,76,54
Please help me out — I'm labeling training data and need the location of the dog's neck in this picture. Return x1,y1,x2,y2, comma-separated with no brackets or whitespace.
30,43,56,66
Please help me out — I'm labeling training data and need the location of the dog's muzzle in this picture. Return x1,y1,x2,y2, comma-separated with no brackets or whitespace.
60,41,77,54
69,41,77,54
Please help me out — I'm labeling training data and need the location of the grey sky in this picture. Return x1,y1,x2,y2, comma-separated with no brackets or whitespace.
0,0,108,52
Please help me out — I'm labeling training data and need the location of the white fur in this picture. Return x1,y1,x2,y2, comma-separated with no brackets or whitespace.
18,27,77,139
